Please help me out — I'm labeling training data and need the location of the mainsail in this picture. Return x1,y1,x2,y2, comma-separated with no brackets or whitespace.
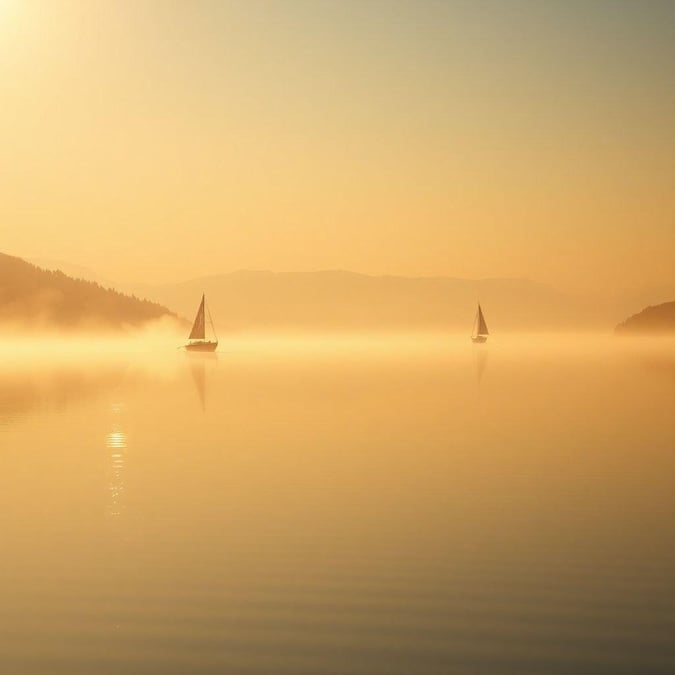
189,294,206,340
476,304,489,336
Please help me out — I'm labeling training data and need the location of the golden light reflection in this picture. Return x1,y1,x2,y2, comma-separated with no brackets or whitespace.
106,404,127,517
106,431,127,449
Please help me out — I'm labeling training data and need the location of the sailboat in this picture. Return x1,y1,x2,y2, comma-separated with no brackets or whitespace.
185,294,218,352
471,303,489,343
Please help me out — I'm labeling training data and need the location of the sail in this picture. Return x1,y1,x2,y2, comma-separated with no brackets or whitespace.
189,295,206,340
477,304,489,335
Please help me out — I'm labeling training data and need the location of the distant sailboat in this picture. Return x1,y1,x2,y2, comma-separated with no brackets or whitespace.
185,294,218,352
471,303,489,343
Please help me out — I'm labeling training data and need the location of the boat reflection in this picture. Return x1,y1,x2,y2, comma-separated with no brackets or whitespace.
186,352,218,412
473,345,488,387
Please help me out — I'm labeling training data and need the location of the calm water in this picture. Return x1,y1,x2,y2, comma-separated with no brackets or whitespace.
0,335,674,674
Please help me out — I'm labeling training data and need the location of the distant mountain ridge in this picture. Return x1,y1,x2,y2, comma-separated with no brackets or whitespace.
128,269,603,332
0,253,180,331
11,255,668,333
616,301,675,334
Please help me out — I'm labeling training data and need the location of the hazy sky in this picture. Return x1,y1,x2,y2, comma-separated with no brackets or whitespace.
1,0,673,291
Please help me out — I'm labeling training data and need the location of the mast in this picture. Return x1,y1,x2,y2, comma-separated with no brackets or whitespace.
205,295,218,342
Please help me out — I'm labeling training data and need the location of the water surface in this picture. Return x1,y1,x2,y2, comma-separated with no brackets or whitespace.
0,335,674,674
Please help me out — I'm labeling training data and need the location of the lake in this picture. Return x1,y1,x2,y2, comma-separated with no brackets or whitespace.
0,334,674,674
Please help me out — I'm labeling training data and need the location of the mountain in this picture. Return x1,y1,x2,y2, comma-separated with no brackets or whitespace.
616,301,675,335
129,270,606,332
0,253,180,331
16,257,661,333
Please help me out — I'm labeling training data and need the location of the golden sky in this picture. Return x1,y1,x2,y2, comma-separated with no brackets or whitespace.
0,0,673,292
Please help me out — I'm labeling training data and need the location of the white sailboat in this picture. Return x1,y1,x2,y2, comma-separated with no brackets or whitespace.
185,294,218,352
471,303,489,343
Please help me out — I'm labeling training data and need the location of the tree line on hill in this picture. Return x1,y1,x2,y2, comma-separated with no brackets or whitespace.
0,252,179,331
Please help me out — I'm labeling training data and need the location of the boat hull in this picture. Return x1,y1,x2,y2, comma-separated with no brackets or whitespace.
471,335,488,344
185,341,218,352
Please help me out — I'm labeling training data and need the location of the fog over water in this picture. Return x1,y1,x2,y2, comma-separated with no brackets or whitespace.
0,333,673,674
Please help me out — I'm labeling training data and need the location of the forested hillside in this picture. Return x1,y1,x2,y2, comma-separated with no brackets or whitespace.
0,253,179,331
616,301,675,335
